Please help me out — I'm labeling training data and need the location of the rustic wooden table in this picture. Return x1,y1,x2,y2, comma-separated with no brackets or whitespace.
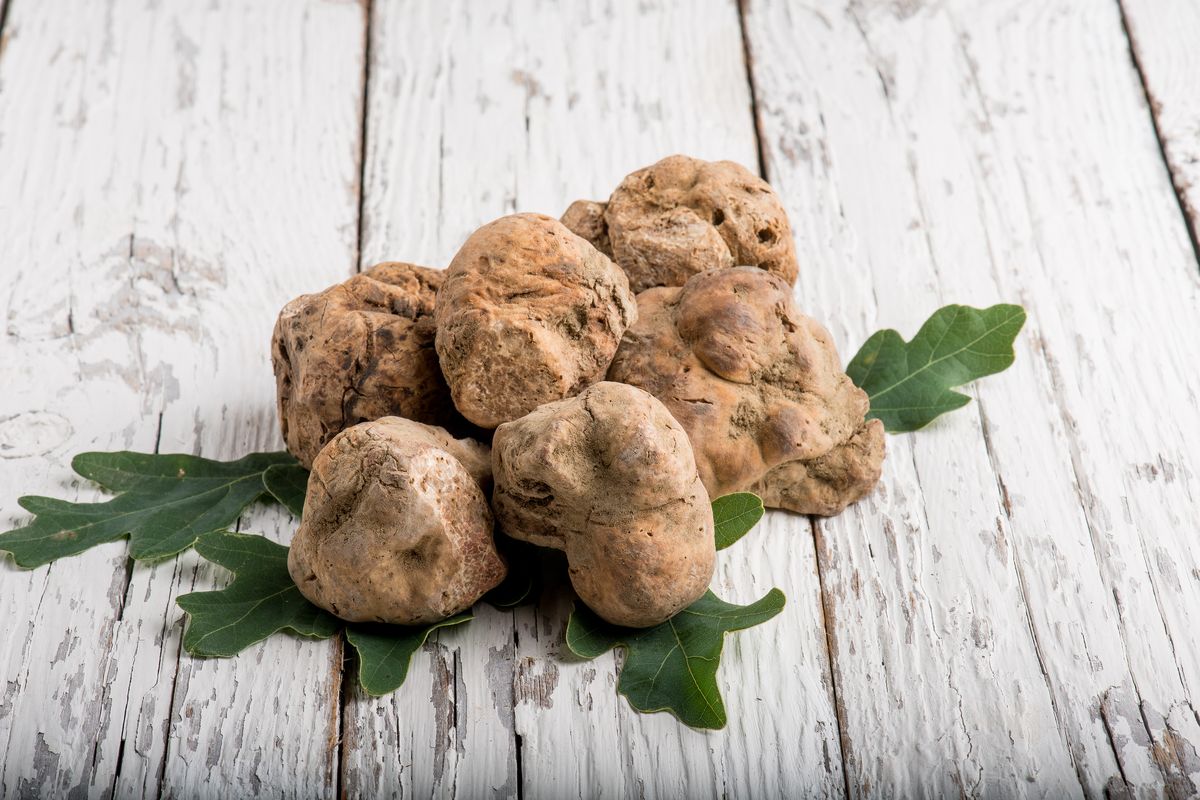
2,1,1198,797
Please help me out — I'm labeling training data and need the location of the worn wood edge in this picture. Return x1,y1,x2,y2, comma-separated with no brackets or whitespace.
1118,0,1200,265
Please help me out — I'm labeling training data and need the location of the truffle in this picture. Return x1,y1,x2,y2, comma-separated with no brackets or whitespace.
288,417,505,624
491,382,715,628
608,267,884,515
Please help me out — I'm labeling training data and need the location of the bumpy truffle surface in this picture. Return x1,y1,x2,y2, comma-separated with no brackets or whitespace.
288,417,505,625
272,262,461,468
561,155,799,293
434,213,636,429
492,382,714,628
560,200,612,258
608,267,884,516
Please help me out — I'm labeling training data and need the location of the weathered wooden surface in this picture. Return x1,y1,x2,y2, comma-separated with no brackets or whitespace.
1,0,1198,797
0,0,364,797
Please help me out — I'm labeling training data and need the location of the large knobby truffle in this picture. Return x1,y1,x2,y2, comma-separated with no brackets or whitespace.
561,155,799,293
608,268,884,516
434,213,636,428
288,418,506,625
272,262,461,468
491,382,715,628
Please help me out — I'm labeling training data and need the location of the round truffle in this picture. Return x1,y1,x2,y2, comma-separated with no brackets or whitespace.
287,417,505,625
608,267,884,516
562,155,799,293
434,213,636,429
272,262,462,468
492,381,715,628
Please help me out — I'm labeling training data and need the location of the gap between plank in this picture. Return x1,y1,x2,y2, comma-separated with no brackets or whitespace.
736,0,768,181
338,0,372,793
809,520,854,800
0,0,11,65
1116,0,1200,269
354,0,375,274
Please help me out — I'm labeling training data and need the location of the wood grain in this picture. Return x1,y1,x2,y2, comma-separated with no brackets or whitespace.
0,0,364,796
744,0,1200,796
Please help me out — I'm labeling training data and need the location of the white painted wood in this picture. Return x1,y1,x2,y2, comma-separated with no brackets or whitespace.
0,0,364,797
1122,0,1200,249
4,0,1200,797
745,0,1200,797
349,1,843,797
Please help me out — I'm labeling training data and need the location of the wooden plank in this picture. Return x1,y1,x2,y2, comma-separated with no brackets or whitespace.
745,0,1200,796
0,0,365,796
1121,0,1200,255
347,1,844,797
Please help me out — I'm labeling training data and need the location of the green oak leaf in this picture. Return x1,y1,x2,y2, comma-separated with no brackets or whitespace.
712,493,764,551
177,531,339,656
346,615,473,696
263,463,309,517
565,589,786,729
847,303,1026,432
0,451,297,567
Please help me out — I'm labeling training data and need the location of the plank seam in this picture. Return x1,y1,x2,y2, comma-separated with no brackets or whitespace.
735,0,767,180
511,612,524,800
336,1,372,794
1096,691,1137,798
330,634,346,800
0,0,11,70
154,558,200,800
354,0,375,274
1116,0,1200,270
810,521,853,800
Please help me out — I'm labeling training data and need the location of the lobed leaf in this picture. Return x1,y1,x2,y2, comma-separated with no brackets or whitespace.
177,531,340,656
847,304,1026,432
263,463,309,518
0,451,297,567
565,589,786,729
712,493,764,551
346,615,473,696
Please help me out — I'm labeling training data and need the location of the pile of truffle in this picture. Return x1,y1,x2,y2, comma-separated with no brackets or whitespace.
272,155,885,630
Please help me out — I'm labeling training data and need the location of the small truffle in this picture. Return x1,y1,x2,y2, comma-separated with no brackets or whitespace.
561,155,799,293
272,262,461,468
434,213,636,429
492,382,715,628
288,417,505,625
560,199,612,258
608,267,884,516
